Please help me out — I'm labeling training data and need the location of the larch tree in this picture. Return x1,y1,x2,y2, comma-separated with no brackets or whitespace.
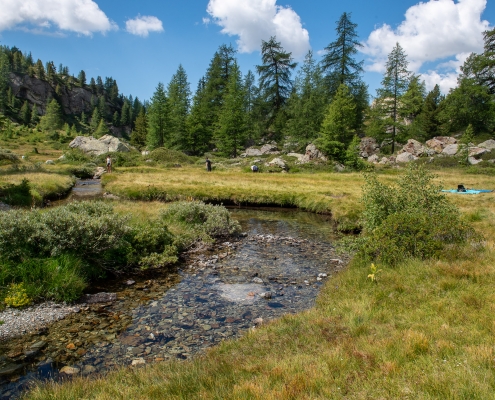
377,42,411,153
215,62,246,158
131,108,148,149
0,52,9,112
40,98,63,131
168,64,191,151
147,82,171,149
186,77,211,155
256,36,297,137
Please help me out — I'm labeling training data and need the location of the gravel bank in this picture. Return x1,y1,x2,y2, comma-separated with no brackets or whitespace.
0,302,79,341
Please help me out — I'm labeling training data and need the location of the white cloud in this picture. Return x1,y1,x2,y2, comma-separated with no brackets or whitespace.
0,0,116,35
203,17,211,25
362,0,491,91
125,15,164,37
206,0,310,59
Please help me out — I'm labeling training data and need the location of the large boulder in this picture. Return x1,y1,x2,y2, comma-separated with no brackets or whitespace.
301,144,327,163
367,154,379,163
478,139,495,150
265,157,288,170
287,152,304,162
243,147,263,157
359,137,379,158
396,152,418,163
400,139,427,157
469,147,488,158
442,144,459,156
260,143,280,154
426,136,457,153
69,135,132,156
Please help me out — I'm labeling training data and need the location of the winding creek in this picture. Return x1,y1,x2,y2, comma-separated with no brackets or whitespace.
0,181,347,399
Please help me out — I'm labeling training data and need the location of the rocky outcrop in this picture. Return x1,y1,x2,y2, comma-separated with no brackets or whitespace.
9,72,93,116
425,136,457,153
396,152,418,163
442,144,459,156
359,137,379,158
242,143,280,157
400,139,429,157
287,152,305,162
69,135,132,156
302,144,327,163
478,139,495,150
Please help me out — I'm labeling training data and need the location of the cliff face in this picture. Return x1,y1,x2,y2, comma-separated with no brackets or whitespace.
9,72,96,116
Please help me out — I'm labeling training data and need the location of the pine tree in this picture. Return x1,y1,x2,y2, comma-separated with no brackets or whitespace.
90,108,101,133
420,84,442,139
400,75,426,119
186,77,212,155
285,51,327,141
215,62,246,158
243,70,260,145
120,100,130,126
89,77,97,94
40,99,63,131
317,84,356,160
256,36,297,136
377,43,411,152
30,105,38,125
112,111,120,127
19,101,30,125
131,108,148,149
77,70,86,87
0,52,9,112
168,64,191,151
35,59,45,79
147,82,171,149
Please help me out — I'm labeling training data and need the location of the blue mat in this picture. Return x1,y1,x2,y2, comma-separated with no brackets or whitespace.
441,189,493,194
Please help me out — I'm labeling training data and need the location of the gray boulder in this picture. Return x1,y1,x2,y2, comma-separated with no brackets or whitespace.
400,139,426,157
287,152,304,162
367,154,379,163
468,157,482,165
426,136,457,153
302,144,327,163
359,137,379,158
442,144,459,156
265,157,288,170
244,147,263,157
69,135,132,156
478,139,495,150
469,147,488,158
260,143,280,154
396,152,418,163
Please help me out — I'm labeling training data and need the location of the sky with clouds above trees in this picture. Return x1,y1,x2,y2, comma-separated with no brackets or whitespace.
0,0,492,100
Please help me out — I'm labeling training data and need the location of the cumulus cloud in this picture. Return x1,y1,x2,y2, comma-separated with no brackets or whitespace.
206,0,310,59
0,0,116,35
125,15,164,37
362,0,491,91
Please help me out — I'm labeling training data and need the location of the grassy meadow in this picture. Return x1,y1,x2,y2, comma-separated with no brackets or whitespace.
21,164,495,400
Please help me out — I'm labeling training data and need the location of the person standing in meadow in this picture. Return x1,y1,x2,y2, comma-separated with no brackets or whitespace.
206,157,212,172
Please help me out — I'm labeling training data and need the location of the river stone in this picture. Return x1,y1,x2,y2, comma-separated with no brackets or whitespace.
0,364,23,377
30,341,47,350
252,277,264,284
82,292,117,304
60,366,80,375
131,358,146,366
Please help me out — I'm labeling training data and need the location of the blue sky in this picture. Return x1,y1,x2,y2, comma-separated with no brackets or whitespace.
0,0,493,102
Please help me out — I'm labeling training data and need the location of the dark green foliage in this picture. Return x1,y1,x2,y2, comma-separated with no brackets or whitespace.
131,108,148,149
418,84,442,140
257,36,297,137
0,178,31,206
0,255,87,303
94,118,110,138
95,151,142,168
148,147,196,165
147,82,171,149
62,148,91,163
168,65,191,151
186,77,212,155
359,164,479,266
39,99,63,131
345,135,367,170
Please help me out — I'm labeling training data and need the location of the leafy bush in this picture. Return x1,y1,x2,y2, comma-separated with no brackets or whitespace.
161,201,241,249
4,283,31,308
95,152,143,168
359,164,480,266
62,149,91,163
0,178,32,206
149,148,196,165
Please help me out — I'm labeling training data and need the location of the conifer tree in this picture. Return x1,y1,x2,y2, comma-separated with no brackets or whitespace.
131,108,148,149
243,70,260,144
215,62,246,157
147,82,171,149
317,84,356,160
20,101,30,125
40,99,63,131
89,77,97,94
168,64,191,151
256,36,297,136
0,52,9,112
77,70,86,87
377,43,411,152
285,51,327,141
90,108,101,133
112,111,120,127
420,84,442,139
400,75,426,119
120,101,130,126
35,59,45,79
30,105,38,125
186,77,211,155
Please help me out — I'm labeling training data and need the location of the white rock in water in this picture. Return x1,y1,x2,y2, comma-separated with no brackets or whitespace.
60,366,80,375
131,358,146,366
252,277,264,284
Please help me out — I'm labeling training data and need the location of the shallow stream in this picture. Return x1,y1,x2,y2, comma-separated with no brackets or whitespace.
0,199,345,399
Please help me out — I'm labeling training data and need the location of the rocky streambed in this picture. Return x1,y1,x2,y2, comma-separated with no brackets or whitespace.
0,209,346,399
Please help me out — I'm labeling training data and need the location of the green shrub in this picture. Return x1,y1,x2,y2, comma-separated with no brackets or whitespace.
359,164,480,266
161,201,241,249
0,178,32,206
66,163,96,179
95,151,143,168
149,148,196,165
62,149,91,163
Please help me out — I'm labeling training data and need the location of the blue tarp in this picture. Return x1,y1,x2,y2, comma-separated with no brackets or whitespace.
441,189,493,194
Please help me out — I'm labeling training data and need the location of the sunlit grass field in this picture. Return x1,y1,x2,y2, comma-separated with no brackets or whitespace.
22,165,495,399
